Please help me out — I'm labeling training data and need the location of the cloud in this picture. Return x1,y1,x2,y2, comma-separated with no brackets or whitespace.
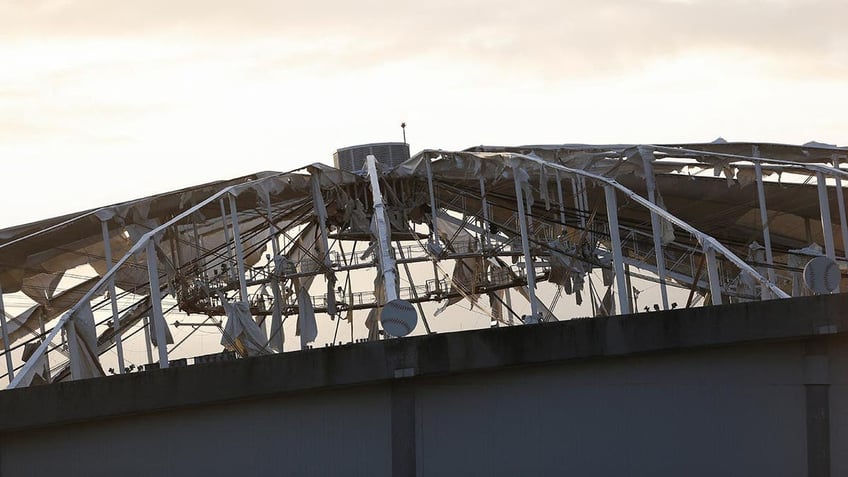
0,0,845,79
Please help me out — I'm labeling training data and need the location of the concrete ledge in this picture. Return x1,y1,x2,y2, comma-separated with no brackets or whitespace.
0,293,846,433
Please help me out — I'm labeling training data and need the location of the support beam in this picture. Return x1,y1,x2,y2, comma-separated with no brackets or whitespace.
228,195,250,302
424,155,440,252
571,177,585,230
513,168,540,320
753,156,777,297
603,186,631,315
101,220,125,374
142,317,153,364
479,177,491,249
38,311,50,382
219,198,235,276
555,170,566,227
146,239,169,368
816,172,836,259
705,245,722,306
0,284,14,381
311,174,336,317
639,148,670,309
266,196,284,351
832,155,848,258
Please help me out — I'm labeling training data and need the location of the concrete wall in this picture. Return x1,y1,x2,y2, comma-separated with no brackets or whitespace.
1,386,393,477
0,294,845,476
416,342,810,476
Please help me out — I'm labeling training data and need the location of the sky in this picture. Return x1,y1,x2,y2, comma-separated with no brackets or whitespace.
1,0,847,228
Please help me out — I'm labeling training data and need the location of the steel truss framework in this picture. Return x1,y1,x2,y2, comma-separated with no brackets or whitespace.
1,141,846,389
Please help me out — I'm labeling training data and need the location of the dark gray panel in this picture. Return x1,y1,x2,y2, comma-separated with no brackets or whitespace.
0,385,392,477
418,343,807,477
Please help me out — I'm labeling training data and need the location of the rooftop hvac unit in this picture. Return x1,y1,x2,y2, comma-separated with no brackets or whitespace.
333,142,410,173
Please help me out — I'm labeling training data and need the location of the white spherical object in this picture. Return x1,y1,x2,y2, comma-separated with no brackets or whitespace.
803,256,841,294
380,299,418,337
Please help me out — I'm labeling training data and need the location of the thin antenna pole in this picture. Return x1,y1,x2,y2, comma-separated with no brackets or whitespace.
401,122,407,144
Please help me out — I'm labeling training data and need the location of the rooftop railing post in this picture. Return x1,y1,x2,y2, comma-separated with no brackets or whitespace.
604,185,631,315
513,167,540,320
146,239,169,368
100,220,126,373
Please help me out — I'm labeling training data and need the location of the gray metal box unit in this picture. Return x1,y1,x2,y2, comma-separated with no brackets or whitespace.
334,142,410,172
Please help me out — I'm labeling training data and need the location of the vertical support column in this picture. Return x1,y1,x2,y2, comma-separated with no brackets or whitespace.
266,197,285,351
191,221,208,289
816,172,836,259
311,174,336,317
603,186,631,315
366,155,399,302
0,284,15,381
142,317,153,364
555,170,566,227
219,198,235,276
704,245,723,305
753,147,776,297
424,155,440,251
100,220,126,373
228,194,250,302
640,148,670,309
831,155,848,258
579,177,590,231
479,177,491,249
513,167,540,320
504,288,514,325
146,239,169,368
38,310,51,381
571,177,585,230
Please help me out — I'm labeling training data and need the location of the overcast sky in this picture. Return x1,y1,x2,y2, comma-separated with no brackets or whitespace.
1,0,846,228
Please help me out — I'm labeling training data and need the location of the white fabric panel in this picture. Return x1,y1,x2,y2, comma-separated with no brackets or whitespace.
220,299,270,356
67,302,105,380
296,283,317,349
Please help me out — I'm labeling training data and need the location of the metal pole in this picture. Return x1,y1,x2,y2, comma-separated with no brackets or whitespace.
266,197,284,351
603,186,631,315
366,155,399,302
146,239,169,368
752,147,776,296
479,177,491,249
816,172,836,259
191,222,209,290
571,177,585,230
311,175,336,317
228,195,250,302
832,154,848,258
704,245,722,305
504,288,514,325
555,170,566,227
142,317,153,364
579,177,590,231
100,220,125,373
513,168,540,320
219,198,234,275
0,284,14,381
38,310,50,381
424,156,440,251
640,149,670,309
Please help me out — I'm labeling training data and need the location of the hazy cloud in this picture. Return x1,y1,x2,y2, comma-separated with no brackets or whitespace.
0,0,845,78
